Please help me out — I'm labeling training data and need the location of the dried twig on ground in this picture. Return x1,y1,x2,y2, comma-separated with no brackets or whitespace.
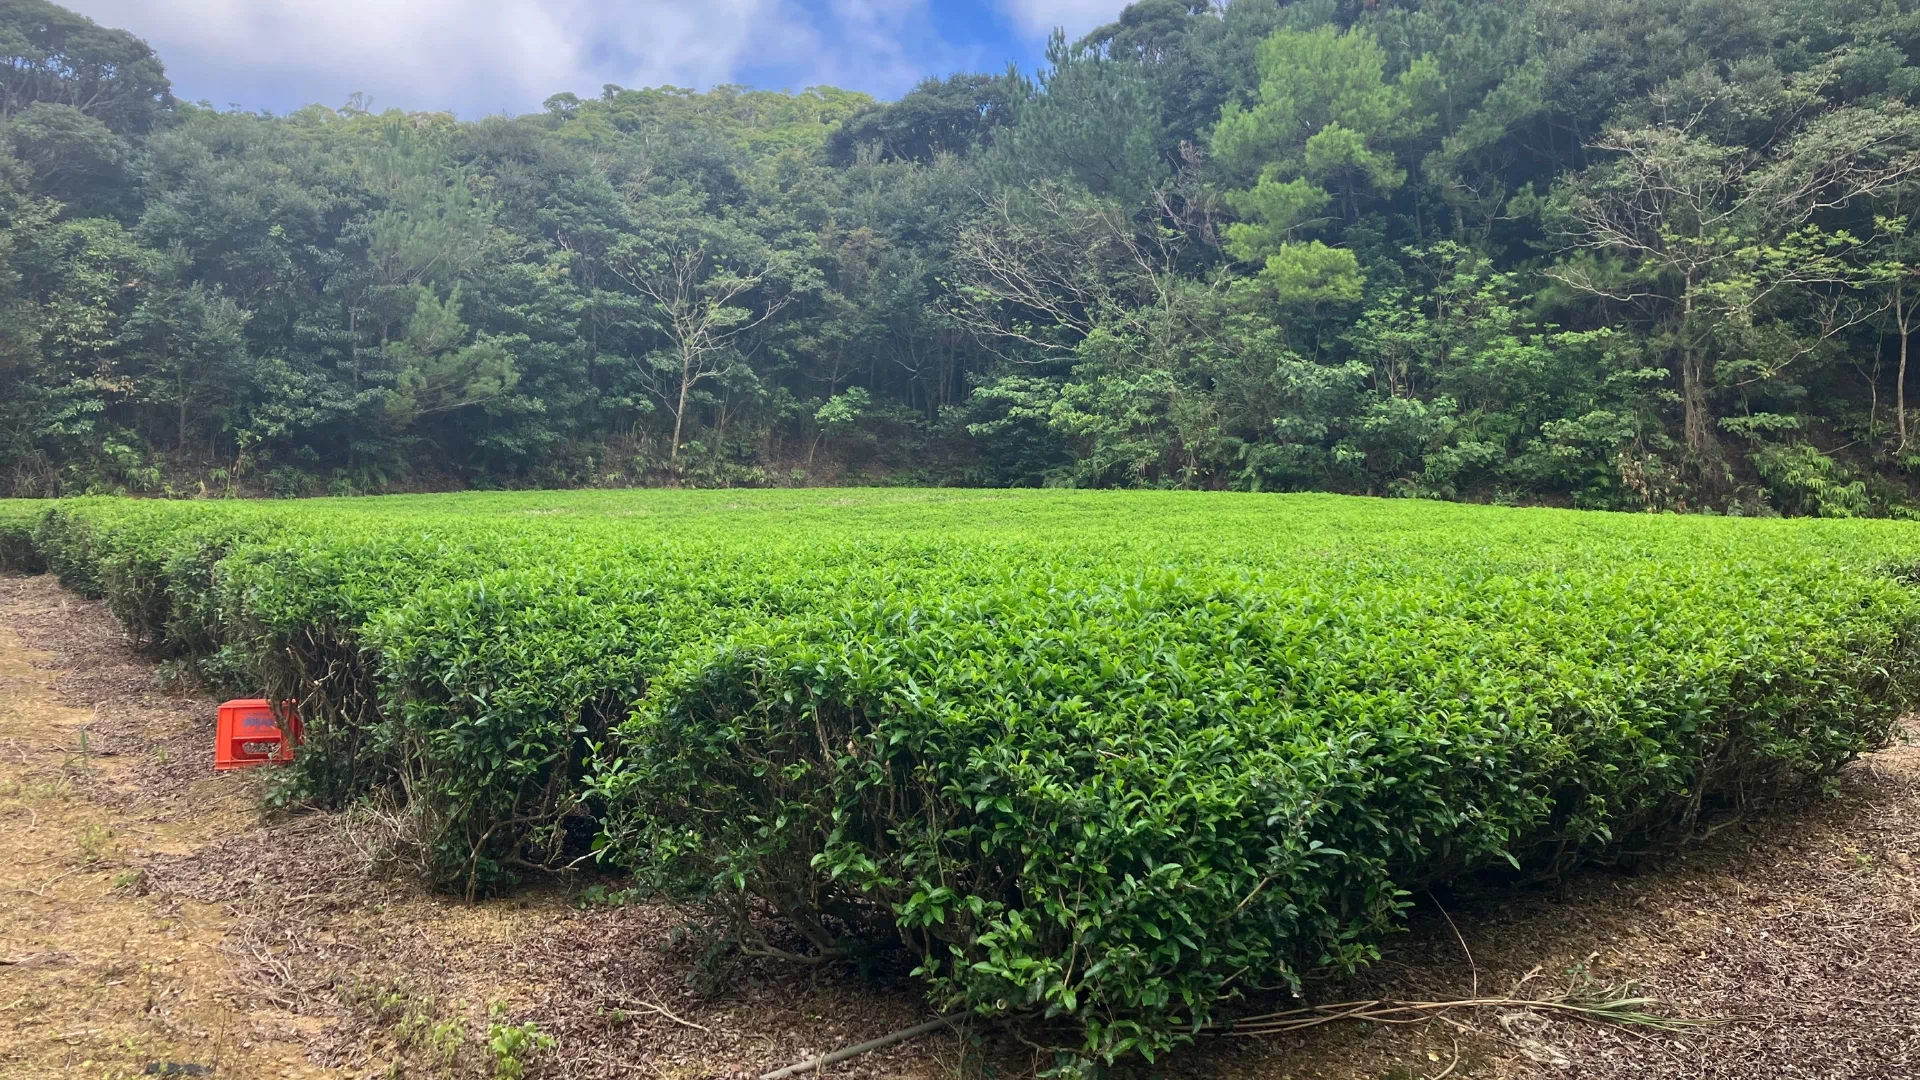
611,997,712,1033
759,1013,965,1080
1212,985,1726,1038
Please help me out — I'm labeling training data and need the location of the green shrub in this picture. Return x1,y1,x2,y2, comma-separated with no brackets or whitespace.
592,509,1920,1067
1752,442,1872,517
365,561,752,894
6,489,1918,1069
0,502,47,572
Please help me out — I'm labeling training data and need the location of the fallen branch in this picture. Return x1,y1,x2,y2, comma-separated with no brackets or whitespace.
13,866,85,897
0,951,70,967
613,998,712,1033
759,1013,965,1080
1211,989,1726,1038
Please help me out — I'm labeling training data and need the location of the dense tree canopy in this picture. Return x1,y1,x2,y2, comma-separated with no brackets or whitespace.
5,0,1920,515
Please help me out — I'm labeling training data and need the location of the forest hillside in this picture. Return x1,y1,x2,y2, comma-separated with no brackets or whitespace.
4,0,1920,514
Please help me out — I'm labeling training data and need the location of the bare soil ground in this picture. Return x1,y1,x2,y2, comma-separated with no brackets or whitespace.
0,572,1914,1080
0,578,337,1079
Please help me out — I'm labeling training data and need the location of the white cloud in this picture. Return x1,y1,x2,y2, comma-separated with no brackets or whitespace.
815,0,935,95
996,0,1125,39
64,0,937,116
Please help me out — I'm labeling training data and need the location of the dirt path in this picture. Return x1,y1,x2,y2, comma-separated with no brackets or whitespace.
0,572,1915,1080
0,577,339,1079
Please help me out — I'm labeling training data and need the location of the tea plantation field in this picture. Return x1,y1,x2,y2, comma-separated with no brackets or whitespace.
3,489,1916,1065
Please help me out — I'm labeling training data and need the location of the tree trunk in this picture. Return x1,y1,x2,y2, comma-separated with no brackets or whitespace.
1900,326,1911,452
347,308,358,471
670,349,692,466
1678,288,1718,468
1682,347,1715,458
1900,287,1911,452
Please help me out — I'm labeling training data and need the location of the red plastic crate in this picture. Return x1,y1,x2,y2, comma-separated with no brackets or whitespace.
214,699,300,771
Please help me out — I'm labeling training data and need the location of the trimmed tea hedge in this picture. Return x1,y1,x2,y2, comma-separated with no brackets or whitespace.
2,491,1915,1065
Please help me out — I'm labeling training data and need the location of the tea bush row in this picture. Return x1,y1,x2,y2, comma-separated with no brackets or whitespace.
3,491,1917,1067
0,492,1024,890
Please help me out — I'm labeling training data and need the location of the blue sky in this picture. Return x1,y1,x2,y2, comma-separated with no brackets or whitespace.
63,1,1129,117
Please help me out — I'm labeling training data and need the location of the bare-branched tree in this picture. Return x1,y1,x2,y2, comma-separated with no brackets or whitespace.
613,243,791,466
1553,101,1920,472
